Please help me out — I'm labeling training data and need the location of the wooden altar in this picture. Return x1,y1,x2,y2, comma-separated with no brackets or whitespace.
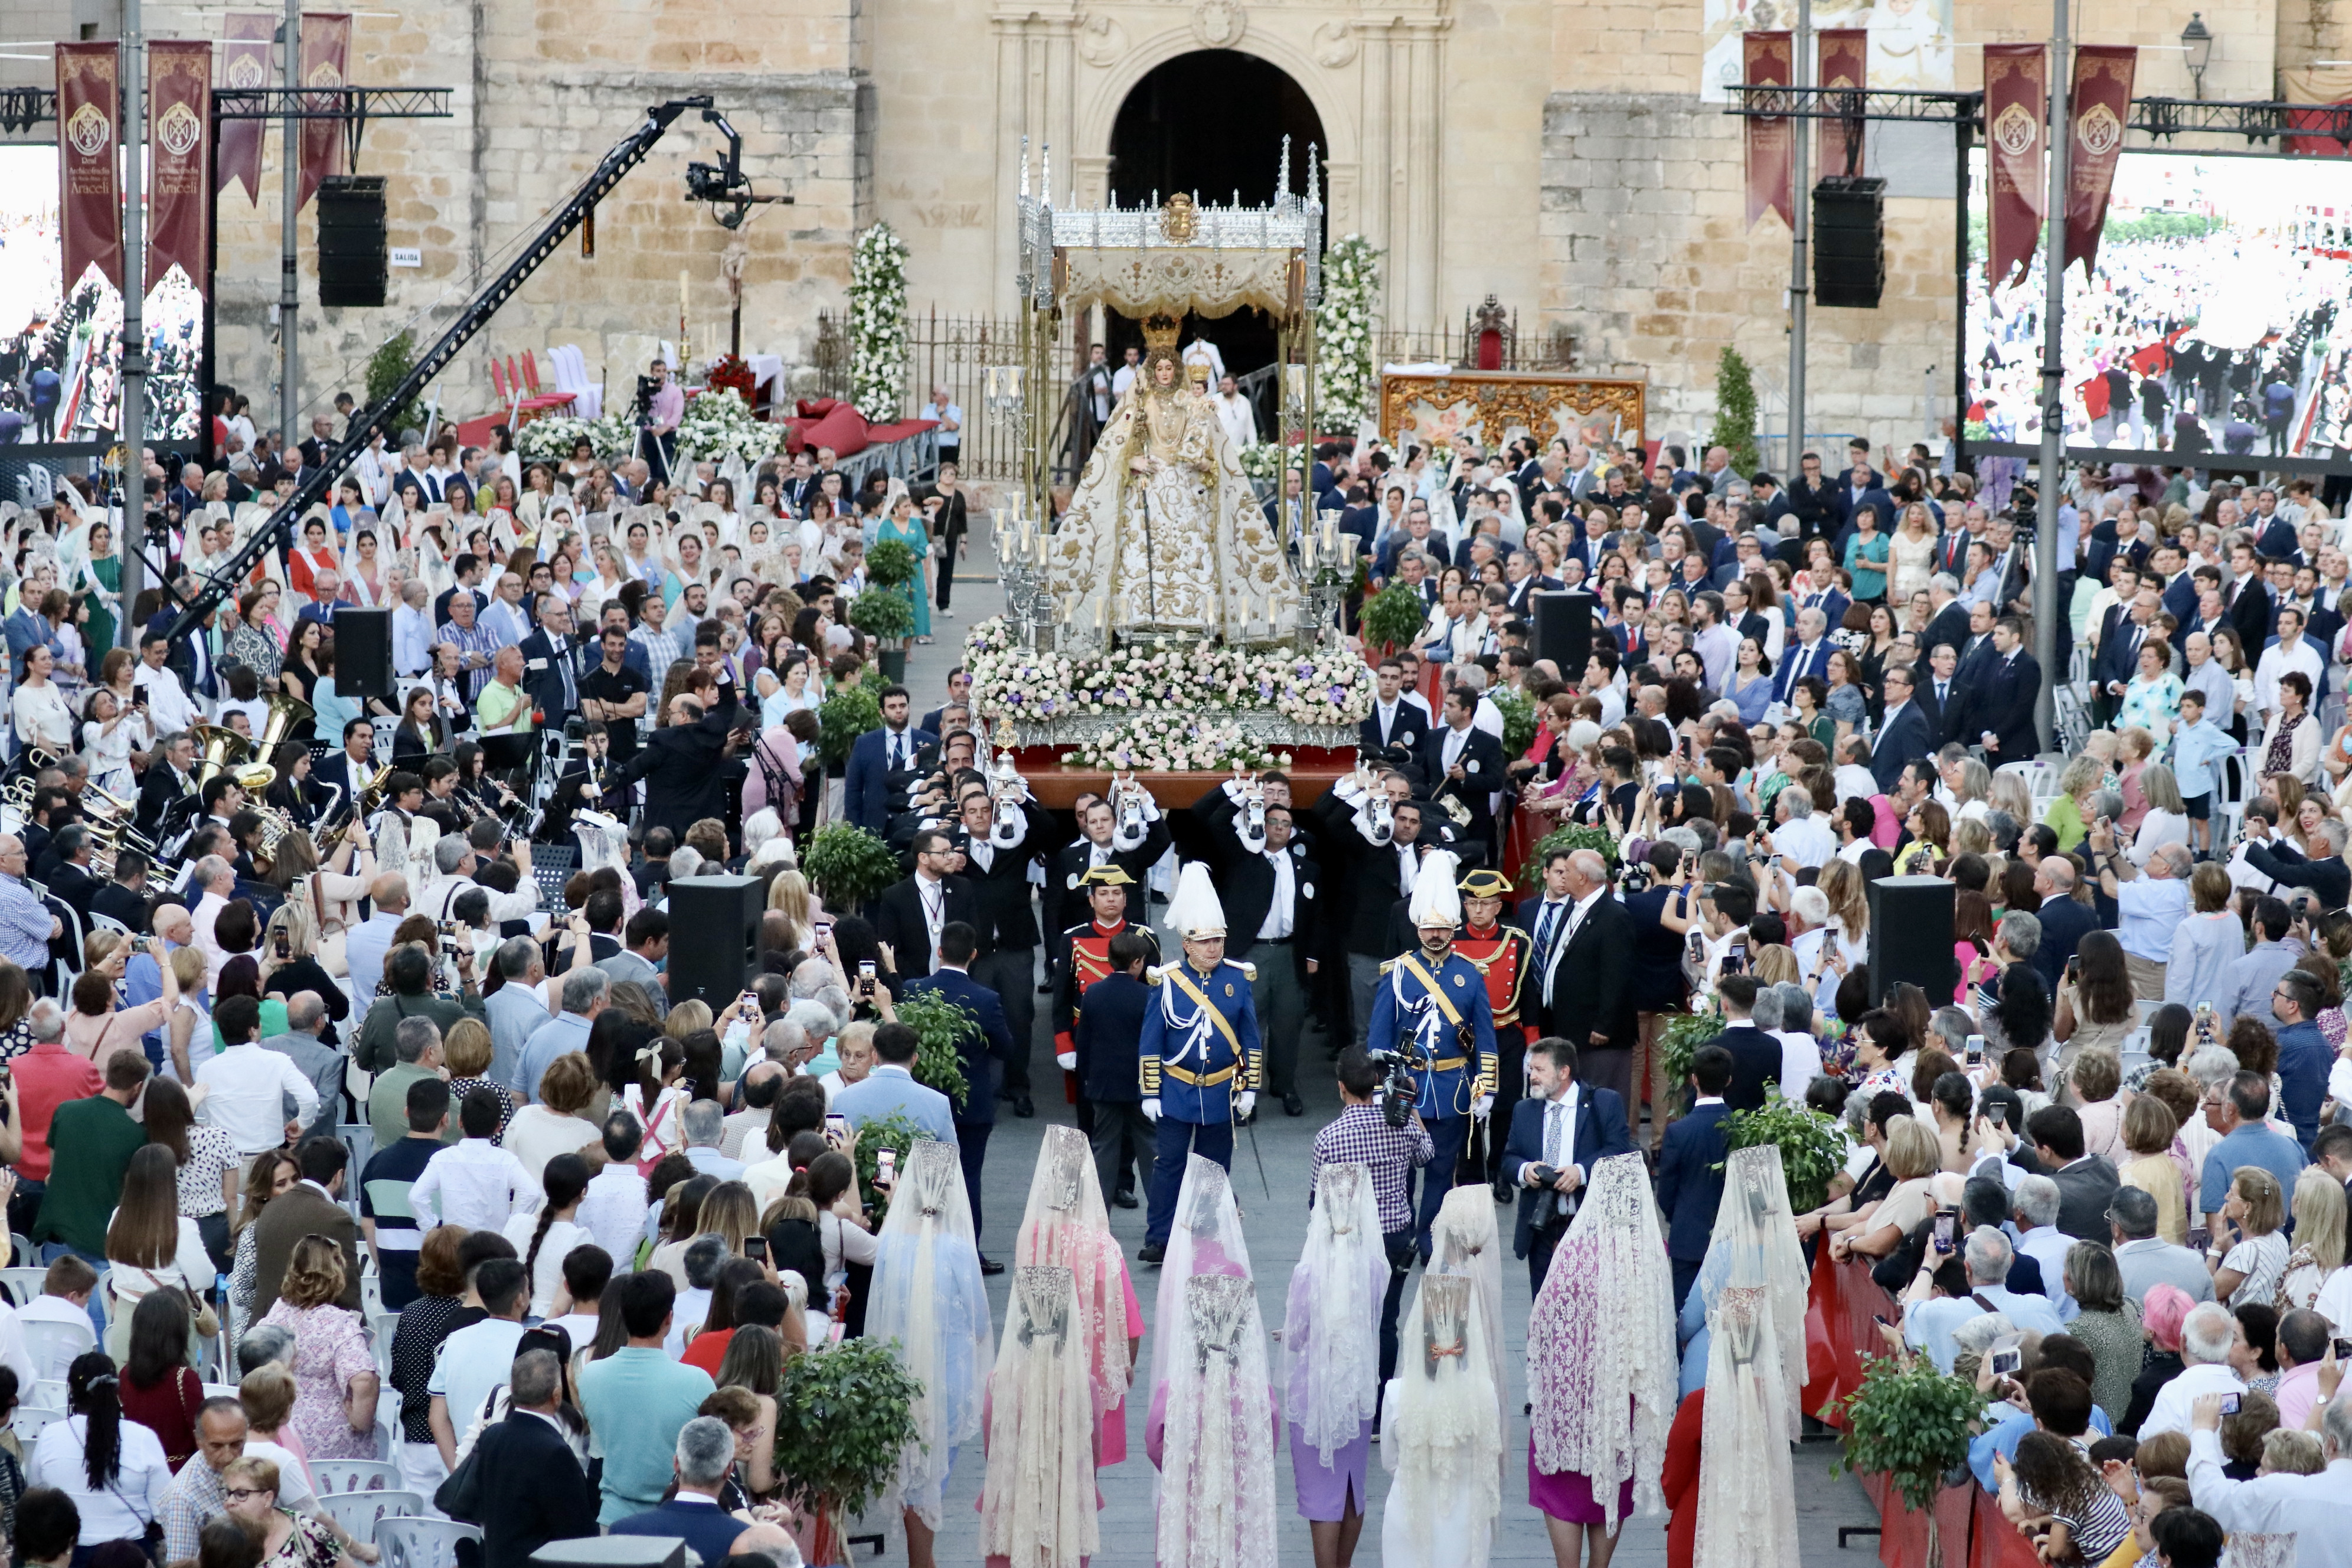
1010,745,1357,809
1377,368,1648,455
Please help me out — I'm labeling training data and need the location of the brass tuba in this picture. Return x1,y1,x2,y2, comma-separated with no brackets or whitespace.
191,724,251,785
246,692,315,790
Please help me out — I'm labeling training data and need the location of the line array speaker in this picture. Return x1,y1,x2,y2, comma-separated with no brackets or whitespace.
316,175,388,309
1812,176,1886,310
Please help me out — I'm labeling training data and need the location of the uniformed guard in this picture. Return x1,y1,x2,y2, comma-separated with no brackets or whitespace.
1367,848,1498,1257
1453,865,1533,1197
1051,863,1161,1208
1137,861,1262,1263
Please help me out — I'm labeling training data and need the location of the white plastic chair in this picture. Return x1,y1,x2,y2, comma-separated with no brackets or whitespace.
0,1266,48,1308
319,1489,420,1540
20,1317,95,1381
375,1517,481,1568
27,1379,66,1412
312,1459,400,1495
11,1406,63,1442
87,912,130,936
373,1386,403,1466
201,1383,240,1401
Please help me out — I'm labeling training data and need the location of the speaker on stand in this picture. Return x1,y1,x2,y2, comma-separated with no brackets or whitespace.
331,608,393,701
1531,590,1595,679
315,175,388,309
665,875,764,1009
1865,875,1956,1006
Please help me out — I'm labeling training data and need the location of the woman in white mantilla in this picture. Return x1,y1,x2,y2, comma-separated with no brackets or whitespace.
1047,312,1302,643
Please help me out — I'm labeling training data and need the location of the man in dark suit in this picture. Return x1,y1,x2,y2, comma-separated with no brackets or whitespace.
2003,1105,2122,1243
43,825,97,922
1655,1044,1735,1308
873,829,981,980
949,782,1053,1118
1705,974,1786,1112
1312,778,1432,1045
2224,540,2273,653
1531,847,1639,1107
2090,587,2154,727
1871,665,1933,794
1359,658,1433,755
1972,617,2043,765
446,1342,602,1560
1072,929,1156,1209
1501,1035,1635,1294
1417,687,1508,858
250,1135,362,1320
86,851,152,933
609,1416,751,1562
135,730,198,837
514,594,589,726
845,685,935,834
1918,580,1972,657
904,921,1018,1266
607,671,753,846
1044,790,1170,965
1196,796,1321,1115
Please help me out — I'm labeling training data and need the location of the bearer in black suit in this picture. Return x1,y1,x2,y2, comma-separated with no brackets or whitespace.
1043,783,1170,978
948,776,1054,1118
1416,687,1507,860
873,827,982,979
1197,793,1321,1116
1501,1035,1635,1295
1360,656,1434,754
1705,973,1789,1112
1655,1044,1735,1308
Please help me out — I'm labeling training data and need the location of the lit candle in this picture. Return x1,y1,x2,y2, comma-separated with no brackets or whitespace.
680,269,690,315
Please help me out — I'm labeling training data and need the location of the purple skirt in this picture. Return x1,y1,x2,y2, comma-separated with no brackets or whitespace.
1528,1436,1635,1525
1289,1419,1372,1522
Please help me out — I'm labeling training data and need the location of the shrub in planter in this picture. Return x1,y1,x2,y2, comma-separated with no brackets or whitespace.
801,821,900,912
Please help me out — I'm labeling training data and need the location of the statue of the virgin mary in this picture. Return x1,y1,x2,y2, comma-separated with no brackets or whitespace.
1047,312,1302,642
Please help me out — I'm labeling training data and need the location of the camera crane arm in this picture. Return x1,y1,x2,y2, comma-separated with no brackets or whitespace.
166,95,723,646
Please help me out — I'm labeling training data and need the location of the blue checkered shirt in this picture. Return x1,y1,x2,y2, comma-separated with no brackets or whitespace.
630,623,687,682
438,617,503,703
1309,1102,1435,1236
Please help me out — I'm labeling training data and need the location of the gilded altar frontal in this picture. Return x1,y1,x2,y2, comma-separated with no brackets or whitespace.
21,0,2322,448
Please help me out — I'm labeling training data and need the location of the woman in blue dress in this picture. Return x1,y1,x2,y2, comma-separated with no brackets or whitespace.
875,492,933,644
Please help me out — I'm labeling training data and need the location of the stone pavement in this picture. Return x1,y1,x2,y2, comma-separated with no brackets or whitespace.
893,529,1882,1564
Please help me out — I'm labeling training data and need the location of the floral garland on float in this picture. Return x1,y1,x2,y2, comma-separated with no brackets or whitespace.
848,221,912,423
1315,235,1380,431
1063,715,1285,773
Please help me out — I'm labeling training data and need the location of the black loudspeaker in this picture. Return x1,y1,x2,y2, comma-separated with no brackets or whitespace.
316,175,388,308
1866,874,1956,1007
1812,177,1886,309
332,607,392,699
1531,590,1595,678
666,874,763,1009
531,1541,684,1568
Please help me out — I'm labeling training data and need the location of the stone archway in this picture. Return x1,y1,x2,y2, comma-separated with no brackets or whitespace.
1102,48,1325,379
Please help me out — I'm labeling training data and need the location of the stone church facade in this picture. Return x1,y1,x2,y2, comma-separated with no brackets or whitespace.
40,0,2322,448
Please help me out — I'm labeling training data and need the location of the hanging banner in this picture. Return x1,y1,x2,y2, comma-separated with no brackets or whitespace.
148,40,213,296
55,42,123,292
1743,31,1795,230
1817,29,1869,181
1983,43,2047,288
215,13,276,202
296,11,351,211
2066,45,2138,278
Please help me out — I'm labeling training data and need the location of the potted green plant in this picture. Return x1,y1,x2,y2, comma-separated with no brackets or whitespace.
1360,579,1430,658
1490,684,1538,754
1721,1087,1848,1213
816,684,881,770
1835,1353,1982,1567
1517,821,1621,887
799,821,901,916
770,1338,922,1566
864,537,917,589
1656,1004,1724,1104
848,588,917,680
890,986,974,1108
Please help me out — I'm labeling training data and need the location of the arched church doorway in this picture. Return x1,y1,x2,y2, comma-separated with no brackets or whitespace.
1105,49,1324,396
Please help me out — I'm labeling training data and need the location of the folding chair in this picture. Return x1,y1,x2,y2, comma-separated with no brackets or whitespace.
11,1406,63,1443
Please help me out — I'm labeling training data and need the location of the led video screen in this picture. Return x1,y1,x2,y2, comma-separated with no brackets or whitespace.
1963,148,2352,465
1,143,205,447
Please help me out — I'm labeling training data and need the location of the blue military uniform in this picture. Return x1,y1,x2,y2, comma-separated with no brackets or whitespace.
1367,946,1498,1255
1139,955,1263,1246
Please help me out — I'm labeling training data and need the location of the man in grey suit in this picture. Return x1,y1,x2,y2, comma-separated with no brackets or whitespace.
484,936,553,1093
259,991,345,1142
832,1021,958,1146
595,907,670,1015
2107,1186,2216,1308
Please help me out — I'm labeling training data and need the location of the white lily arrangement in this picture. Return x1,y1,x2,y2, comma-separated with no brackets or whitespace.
964,617,1375,727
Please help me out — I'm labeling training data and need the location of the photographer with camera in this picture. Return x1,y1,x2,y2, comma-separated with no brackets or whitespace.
1366,851,1498,1259
1309,1045,1433,1395
1501,1034,1634,1297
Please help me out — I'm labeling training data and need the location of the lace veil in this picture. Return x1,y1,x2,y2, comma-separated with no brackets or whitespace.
1017,1125,1133,1421
1383,1272,1504,1556
981,1263,1098,1568
868,1138,995,1529
1432,1181,1509,1478
1283,1162,1386,1464
1526,1151,1677,1531
1694,1145,1809,1425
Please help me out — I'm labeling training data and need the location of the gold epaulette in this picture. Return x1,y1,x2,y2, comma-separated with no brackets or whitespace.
1378,957,1399,975
1145,964,1171,986
1236,961,1257,981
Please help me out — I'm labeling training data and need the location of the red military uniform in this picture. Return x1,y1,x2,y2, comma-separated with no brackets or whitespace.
1455,867,1533,1187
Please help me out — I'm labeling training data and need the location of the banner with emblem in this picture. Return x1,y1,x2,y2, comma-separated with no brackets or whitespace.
215,13,276,202
55,42,122,292
295,11,351,211
147,41,213,296
2066,45,2137,279
1743,32,1794,230
1983,44,2047,288
1816,29,1868,180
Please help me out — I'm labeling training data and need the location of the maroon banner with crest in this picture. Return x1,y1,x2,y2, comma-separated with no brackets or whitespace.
1744,31,1795,229
2066,45,2138,279
215,14,276,202
55,42,122,292
1816,30,1868,179
148,41,213,295
296,12,350,210
1983,44,2047,288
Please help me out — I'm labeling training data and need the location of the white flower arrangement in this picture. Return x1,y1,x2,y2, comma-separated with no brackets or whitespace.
516,411,638,463
675,388,778,465
1315,235,1380,432
963,617,1376,728
848,222,912,424
1236,441,1298,482
1064,716,1280,773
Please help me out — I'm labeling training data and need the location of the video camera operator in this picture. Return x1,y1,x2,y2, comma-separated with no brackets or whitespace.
1310,1044,1433,1395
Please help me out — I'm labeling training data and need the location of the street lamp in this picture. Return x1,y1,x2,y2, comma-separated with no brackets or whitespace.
2181,12,2213,99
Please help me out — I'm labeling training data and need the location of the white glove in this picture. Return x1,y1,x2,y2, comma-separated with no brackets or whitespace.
1055,1050,1077,1071
1141,1097,1162,1122
1236,1092,1257,1121
1472,1093,1494,1121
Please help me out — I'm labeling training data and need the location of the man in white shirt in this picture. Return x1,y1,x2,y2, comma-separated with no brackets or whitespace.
131,632,201,734
678,1100,744,1181
481,571,534,649
1768,789,1838,869
343,874,410,1030
185,855,239,989
2252,603,2325,723
2138,1301,2248,1438
1109,345,1140,402
1899,1229,2064,1372
196,994,321,1156
410,1090,541,1233
1210,374,1257,450
2187,1389,2352,1567
391,580,435,678
577,1111,651,1266
426,1257,531,1466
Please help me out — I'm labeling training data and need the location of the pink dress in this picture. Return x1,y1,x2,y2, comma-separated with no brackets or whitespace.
259,1300,378,1459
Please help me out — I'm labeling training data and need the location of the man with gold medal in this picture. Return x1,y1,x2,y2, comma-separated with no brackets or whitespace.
1047,313,1302,642
1051,863,1161,1209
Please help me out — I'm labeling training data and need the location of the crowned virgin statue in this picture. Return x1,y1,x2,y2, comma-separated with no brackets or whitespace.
1047,312,1302,642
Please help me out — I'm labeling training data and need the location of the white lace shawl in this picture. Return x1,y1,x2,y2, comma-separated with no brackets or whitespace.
980,1264,1097,1568
1694,1285,1799,1568
1283,1162,1385,1464
1015,1124,1133,1420
1383,1272,1503,1557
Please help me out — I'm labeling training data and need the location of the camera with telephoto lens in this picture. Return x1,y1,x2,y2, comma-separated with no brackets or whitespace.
1365,1046,1423,1129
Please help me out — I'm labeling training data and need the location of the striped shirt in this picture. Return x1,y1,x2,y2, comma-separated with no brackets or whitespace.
438,616,503,702
631,623,687,684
